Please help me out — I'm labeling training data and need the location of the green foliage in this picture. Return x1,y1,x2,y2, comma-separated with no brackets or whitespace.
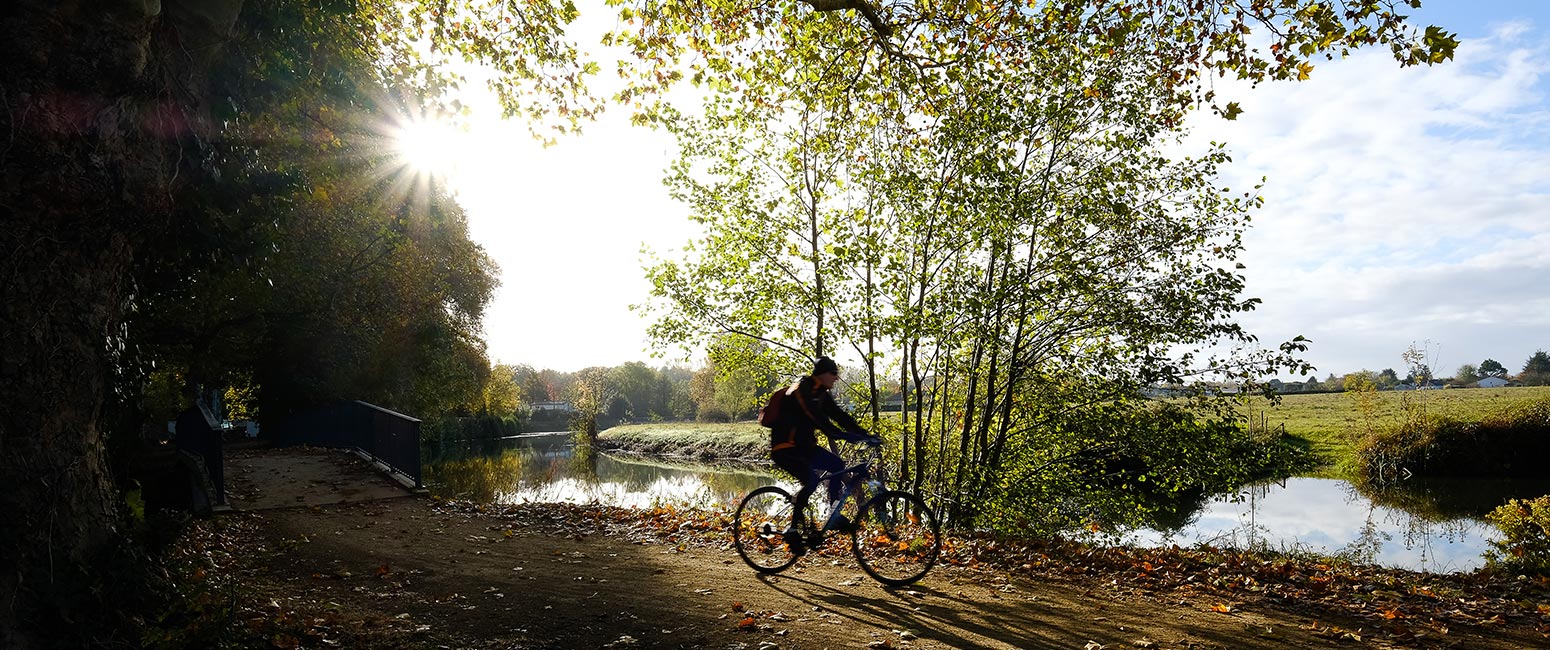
976,381,1307,536
143,370,190,425
1484,496,1550,576
222,380,259,422
1455,364,1481,385
123,0,512,426
610,0,1456,129
1522,350,1550,386
1354,398,1550,481
630,0,1387,530
423,415,524,444
479,364,524,416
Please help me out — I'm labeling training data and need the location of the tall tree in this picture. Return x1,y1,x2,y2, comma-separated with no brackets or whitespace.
0,0,593,644
1480,358,1508,378
631,0,1451,529
1522,350,1550,386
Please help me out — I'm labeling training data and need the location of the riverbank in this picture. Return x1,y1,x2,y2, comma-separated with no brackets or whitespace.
1244,386,1550,471
599,422,769,462
172,493,1550,649
602,387,1550,475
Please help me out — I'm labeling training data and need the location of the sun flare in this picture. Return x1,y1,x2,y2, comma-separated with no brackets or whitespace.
393,118,464,177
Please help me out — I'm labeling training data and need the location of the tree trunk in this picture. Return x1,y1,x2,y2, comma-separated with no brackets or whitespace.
0,0,238,644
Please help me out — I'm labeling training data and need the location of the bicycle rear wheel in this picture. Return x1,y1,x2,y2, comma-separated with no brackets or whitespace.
732,486,803,573
851,490,941,586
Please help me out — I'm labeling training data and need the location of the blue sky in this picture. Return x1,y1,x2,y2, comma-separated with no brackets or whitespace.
1184,1,1550,379
439,2,1550,378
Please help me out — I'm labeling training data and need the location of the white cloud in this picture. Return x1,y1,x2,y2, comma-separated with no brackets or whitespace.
1184,24,1550,375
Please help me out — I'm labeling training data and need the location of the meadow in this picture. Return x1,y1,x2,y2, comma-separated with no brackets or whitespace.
1241,385,1550,471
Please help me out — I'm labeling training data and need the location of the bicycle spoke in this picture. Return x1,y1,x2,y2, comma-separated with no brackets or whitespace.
733,486,803,573
851,490,941,586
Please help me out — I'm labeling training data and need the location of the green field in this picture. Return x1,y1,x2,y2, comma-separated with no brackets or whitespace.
1240,385,1550,470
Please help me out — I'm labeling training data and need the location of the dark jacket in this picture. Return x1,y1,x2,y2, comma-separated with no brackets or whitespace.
770,375,869,452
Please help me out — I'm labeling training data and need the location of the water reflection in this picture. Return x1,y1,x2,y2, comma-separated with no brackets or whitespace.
1127,477,1550,573
424,432,780,510
425,434,1550,573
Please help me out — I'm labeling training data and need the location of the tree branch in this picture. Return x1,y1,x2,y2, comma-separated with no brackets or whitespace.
799,0,893,37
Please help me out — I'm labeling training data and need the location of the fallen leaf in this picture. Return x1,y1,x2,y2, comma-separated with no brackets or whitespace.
1210,603,1234,614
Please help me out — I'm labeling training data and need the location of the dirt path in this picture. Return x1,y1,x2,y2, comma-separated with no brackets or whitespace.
213,447,1543,650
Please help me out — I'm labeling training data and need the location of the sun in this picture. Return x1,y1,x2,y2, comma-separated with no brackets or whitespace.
393,118,464,178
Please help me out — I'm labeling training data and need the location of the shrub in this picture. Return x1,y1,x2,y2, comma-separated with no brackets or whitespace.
1354,398,1550,480
1484,496,1550,575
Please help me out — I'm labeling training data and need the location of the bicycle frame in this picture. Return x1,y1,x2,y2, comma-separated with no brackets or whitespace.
808,444,885,533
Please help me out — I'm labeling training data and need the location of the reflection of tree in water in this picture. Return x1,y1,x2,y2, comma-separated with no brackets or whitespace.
1357,477,1550,521
1320,480,1485,571
1346,479,1504,572
1335,506,1389,566
569,439,599,484
423,435,774,508
424,447,547,503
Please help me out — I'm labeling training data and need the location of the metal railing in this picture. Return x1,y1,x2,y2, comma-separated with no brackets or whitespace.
271,400,422,489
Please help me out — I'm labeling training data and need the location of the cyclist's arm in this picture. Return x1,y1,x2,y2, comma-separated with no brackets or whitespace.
816,390,872,443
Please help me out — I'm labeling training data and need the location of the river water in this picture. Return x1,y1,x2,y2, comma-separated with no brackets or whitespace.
424,432,1550,573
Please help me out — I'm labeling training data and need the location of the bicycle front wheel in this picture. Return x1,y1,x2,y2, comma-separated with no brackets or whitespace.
732,486,803,574
851,490,941,587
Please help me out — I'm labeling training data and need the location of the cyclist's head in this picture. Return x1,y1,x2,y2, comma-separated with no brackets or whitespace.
812,357,839,388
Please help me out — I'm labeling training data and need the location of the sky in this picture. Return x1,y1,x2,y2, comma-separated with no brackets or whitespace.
412,2,1550,378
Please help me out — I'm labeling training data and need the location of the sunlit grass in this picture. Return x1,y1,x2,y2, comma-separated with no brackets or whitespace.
599,422,767,459
1239,386,1550,473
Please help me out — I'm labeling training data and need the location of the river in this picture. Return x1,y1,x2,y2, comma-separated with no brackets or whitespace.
424,432,1550,573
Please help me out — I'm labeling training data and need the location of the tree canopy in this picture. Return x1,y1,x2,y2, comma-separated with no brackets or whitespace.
630,0,1452,529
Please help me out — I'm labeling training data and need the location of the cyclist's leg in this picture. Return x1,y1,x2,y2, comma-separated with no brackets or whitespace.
810,448,846,502
772,448,819,528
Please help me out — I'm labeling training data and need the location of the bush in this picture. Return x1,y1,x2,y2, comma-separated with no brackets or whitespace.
1354,398,1550,480
1484,496,1550,575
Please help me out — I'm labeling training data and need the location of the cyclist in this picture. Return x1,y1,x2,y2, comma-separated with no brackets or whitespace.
769,356,880,547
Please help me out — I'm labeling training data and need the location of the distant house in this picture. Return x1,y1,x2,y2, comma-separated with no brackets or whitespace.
1391,379,1446,391
1478,376,1508,389
530,400,574,413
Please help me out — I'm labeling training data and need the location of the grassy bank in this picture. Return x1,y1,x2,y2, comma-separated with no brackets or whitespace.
598,422,768,461
1240,386,1550,473
603,386,1550,476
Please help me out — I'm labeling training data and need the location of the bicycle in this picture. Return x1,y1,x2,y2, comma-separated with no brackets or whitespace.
732,441,941,586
